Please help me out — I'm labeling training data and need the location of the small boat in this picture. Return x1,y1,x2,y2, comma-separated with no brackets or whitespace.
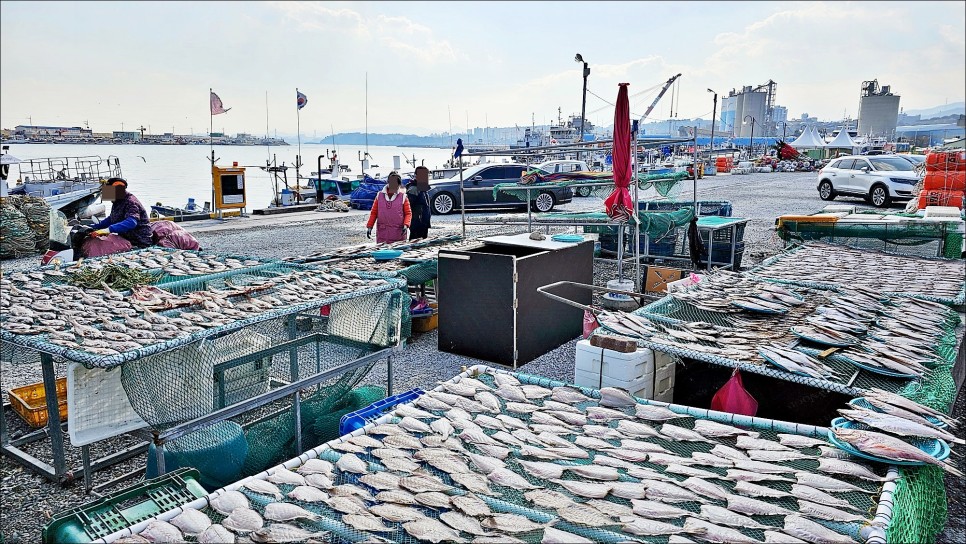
4,153,118,218
150,198,210,218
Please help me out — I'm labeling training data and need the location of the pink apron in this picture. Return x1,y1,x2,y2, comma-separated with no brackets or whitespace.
375,191,405,243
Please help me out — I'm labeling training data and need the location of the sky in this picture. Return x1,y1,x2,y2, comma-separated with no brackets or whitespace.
1,1,964,137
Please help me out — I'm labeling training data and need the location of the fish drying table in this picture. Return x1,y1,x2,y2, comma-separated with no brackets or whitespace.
95,365,899,544
1,255,407,492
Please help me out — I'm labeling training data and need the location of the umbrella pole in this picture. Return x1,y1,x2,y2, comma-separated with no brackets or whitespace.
693,132,699,211
616,223,625,283
632,135,640,291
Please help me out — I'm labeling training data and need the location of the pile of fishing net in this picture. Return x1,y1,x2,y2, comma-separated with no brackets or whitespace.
0,195,50,258
316,199,349,213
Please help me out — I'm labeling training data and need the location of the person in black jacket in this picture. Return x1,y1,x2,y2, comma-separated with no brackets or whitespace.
407,166,432,240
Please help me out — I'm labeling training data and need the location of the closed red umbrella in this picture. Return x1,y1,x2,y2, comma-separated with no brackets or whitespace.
604,83,633,220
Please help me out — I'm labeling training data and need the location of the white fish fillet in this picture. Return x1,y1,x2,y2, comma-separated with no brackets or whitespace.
683,517,759,543
783,514,858,544
551,479,613,498
516,460,565,480
630,499,690,519
488,467,540,490
691,419,757,438
699,504,772,530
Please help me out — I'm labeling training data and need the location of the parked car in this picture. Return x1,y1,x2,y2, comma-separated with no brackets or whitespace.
532,159,594,196
816,155,920,208
896,154,926,167
427,163,573,214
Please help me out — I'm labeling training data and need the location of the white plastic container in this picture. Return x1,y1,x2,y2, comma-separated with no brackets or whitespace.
575,339,654,381
67,363,148,446
574,368,654,400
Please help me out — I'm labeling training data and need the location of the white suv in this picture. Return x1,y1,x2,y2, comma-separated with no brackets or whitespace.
816,155,920,208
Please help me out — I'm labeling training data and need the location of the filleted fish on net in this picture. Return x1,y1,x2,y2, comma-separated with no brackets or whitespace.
120,368,896,543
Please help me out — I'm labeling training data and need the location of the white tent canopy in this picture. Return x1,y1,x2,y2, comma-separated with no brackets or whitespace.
789,125,826,149
826,127,859,149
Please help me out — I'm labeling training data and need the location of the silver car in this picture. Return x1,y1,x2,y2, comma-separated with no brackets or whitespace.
816,155,920,208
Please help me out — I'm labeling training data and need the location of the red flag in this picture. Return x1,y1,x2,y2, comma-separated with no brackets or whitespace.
604,83,633,220
210,91,230,115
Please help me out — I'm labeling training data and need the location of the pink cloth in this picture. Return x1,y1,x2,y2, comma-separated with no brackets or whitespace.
151,221,201,250
375,191,406,243
605,83,633,220
82,234,133,258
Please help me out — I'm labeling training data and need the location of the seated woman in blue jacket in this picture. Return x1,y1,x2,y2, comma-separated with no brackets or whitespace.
89,177,153,248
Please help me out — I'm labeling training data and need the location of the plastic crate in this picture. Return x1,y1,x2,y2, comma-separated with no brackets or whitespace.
339,388,426,435
699,222,746,244
699,241,745,269
8,377,68,428
42,468,206,544
640,200,733,217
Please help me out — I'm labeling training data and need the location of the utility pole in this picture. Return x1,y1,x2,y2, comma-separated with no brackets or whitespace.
575,53,589,160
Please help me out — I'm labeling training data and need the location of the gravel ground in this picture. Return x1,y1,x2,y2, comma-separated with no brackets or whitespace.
2,171,963,542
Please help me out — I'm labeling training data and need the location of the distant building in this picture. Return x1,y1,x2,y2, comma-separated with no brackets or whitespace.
113,131,141,141
15,125,93,138
857,80,900,138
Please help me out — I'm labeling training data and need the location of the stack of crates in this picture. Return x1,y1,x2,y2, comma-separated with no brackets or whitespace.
715,155,734,173
697,220,746,269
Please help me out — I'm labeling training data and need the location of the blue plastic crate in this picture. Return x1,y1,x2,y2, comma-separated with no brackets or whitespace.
339,388,426,435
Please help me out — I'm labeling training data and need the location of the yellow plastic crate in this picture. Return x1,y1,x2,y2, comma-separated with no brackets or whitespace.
8,377,68,428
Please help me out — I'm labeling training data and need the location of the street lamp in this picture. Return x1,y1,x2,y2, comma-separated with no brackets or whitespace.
575,53,590,159
777,121,788,142
707,89,717,158
743,115,756,156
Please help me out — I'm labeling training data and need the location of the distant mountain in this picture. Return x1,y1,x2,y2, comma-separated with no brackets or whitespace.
317,132,452,147
902,102,965,119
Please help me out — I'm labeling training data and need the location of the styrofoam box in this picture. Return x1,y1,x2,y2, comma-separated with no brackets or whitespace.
822,204,856,214
574,367,654,401
67,363,148,446
923,206,962,219
575,340,654,382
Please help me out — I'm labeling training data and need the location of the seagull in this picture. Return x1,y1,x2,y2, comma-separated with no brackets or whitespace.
136,156,146,162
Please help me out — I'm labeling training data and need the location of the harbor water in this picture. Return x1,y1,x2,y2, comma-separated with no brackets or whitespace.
3,143,460,211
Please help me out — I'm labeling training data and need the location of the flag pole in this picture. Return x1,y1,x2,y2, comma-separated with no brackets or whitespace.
295,87,302,194
209,87,215,215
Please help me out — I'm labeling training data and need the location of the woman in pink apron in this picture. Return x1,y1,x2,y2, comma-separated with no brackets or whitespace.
366,172,412,243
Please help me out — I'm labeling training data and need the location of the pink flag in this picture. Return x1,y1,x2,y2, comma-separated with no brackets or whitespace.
210,91,230,115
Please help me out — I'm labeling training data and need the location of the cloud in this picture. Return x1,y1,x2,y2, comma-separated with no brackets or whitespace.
270,1,459,63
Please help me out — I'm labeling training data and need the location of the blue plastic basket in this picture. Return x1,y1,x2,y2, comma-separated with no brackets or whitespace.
339,388,426,436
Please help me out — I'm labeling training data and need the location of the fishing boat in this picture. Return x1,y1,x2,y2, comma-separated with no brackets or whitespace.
3,153,117,218
150,198,210,218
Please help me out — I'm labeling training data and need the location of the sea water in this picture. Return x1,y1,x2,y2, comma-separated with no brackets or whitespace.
3,143,466,211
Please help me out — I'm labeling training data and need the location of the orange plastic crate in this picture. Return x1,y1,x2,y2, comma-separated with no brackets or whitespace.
8,377,68,428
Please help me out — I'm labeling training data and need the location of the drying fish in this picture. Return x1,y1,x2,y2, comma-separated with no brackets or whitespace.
400,474,453,493
709,444,749,462
783,515,858,544
266,468,305,486
681,476,731,501
250,523,327,543
731,480,793,499
832,427,962,476
442,380,482,397
440,511,489,536
601,448,650,463
630,499,691,519
324,495,367,515
375,489,416,505
585,499,633,518
550,479,613,499
816,458,890,482
359,472,402,491
465,452,506,474
699,504,773,530
730,458,795,475
747,449,813,462
764,531,807,544
474,443,511,460
837,409,963,445
520,384,553,399
330,484,375,501
616,419,662,438
343,513,393,532
664,464,722,480
169,509,212,536
303,473,334,489
475,415,509,432
620,439,672,454
209,489,250,515
598,386,637,408
347,434,383,449
398,416,433,433
585,406,630,422
542,400,582,414
582,425,625,440
222,507,265,534
452,494,493,517
795,471,871,493
635,403,691,422
608,481,648,500
550,386,590,404
573,436,616,451
139,521,183,542
415,491,453,509
384,433,425,450
547,410,588,426
556,504,617,527
368,503,425,523
530,412,577,429
640,480,705,503
495,414,527,430
459,428,501,447
475,391,502,413
494,373,522,387
624,517,705,537
541,526,593,544
424,418,453,441
335,453,368,474
797,500,868,523
480,514,547,533
525,489,576,510
725,469,794,483
683,517,758,544
520,445,566,460
394,403,435,419
726,494,795,517
819,445,860,460
535,432,574,447
488,467,540,490
263,502,319,522
416,395,453,411
777,433,827,449
689,452,733,468
565,465,619,481
450,472,497,496
197,524,234,544
862,396,952,431
791,484,864,512
736,435,796,452
505,402,541,414
494,385,529,403
240,479,283,500
660,424,715,443
516,460,565,480
865,388,957,427
287,485,329,502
